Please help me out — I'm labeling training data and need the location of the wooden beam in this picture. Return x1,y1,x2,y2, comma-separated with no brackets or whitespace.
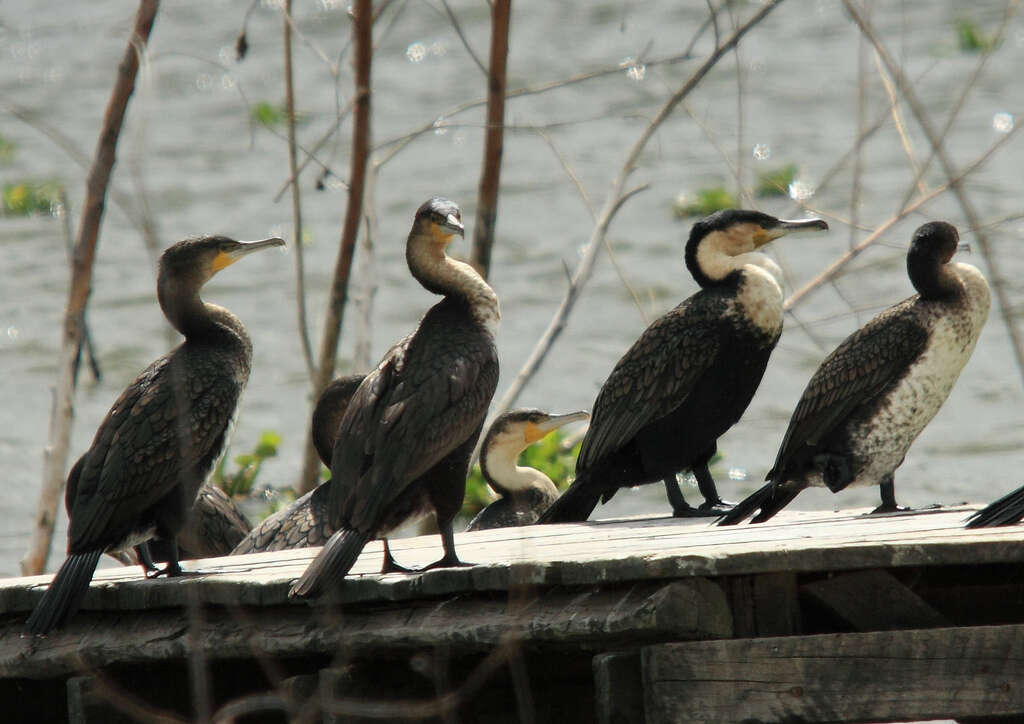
802,569,950,631
643,623,1024,723
2,580,730,680
593,651,643,724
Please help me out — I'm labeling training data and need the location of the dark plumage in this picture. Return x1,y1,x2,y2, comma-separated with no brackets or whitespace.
540,210,828,524
719,221,990,526
289,198,499,598
967,486,1024,528
144,484,250,564
231,375,365,555
466,409,589,531
26,235,283,634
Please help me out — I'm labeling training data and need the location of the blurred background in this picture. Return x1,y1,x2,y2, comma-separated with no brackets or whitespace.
2,0,1022,577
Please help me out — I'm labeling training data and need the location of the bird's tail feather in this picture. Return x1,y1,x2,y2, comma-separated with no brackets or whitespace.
25,549,103,635
538,472,601,524
289,528,369,599
966,485,1024,528
717,482,799,525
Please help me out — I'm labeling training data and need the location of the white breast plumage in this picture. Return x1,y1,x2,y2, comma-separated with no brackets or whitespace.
730,264,784,337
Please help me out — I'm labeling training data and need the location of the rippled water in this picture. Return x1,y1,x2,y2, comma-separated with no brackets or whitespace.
2,1,1023,577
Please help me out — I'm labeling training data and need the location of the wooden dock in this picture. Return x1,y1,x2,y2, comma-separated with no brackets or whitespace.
1,505,1023,723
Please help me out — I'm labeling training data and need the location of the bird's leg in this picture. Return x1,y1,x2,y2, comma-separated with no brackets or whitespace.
664,476,697,517
869,474,910,514
135,543,160,576
421,520,473,571
146,541,184,578
380,538,417,574
694,460,735,514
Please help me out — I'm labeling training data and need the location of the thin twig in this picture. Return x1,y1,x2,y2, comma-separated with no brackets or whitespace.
844,0,1024,389
441,0,487,76
284,0,316,381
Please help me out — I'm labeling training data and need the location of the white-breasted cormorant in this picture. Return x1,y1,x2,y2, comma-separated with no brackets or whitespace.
719,221,989,525
539,209,828,524
466,409,589,531
26,235,284,634
289,198,499,598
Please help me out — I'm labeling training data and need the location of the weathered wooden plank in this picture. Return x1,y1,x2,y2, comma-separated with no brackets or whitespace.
593,651,643,724
3,506,1018,615
802,569,950,631
643,623,1024,723
2,579,730,680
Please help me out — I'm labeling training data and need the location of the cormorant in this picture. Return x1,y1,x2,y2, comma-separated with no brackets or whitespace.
466,409,590,531
289,198,499,598
966,486,1024,528
718,221,989,525
26,235,284,634
539,210,828,524
231,374,365,555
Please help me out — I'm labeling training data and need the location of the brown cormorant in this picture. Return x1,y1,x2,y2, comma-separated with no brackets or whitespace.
539,210,828,524
719,221,989,525
231,374,365,555
466,409,589,531
966,486,1024,528
289,198,499,598
26,235,284,634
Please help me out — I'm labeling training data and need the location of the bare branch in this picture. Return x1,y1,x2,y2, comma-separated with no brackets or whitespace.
284,0,316,381
469,0,511,278
23,0,159,576
299,0,373,495
441,0,487,76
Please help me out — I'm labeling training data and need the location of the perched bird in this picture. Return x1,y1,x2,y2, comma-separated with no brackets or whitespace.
26,235,284,634
539,210,828,524
965,486,1024,528
289,198,499,598
231,374,365,555
466,409,590,531
719,221,989,525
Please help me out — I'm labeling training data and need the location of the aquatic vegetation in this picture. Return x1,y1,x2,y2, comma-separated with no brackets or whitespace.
755,163,798,197
2,179,63,216
213,430,282,497
672,187,738,218
956,19,999,53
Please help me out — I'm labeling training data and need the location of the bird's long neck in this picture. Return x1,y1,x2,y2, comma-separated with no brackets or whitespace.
910,259,963,300
695,243,782,287
407,235,500,335
158,282,250,350
481,444,558,500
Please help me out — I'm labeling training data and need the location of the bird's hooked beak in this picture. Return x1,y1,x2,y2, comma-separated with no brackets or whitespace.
213,237,287,272
523,410,590,445
755,217,829,247
441,212,464,239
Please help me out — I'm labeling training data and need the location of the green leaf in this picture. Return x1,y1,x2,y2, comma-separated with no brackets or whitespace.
755,163,798,198
672,186,737,218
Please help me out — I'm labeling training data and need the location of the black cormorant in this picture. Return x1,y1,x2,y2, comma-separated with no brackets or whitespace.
26,235,284,634
966,485,1024,528
289,198,499,598
231,374,365,555
539,210,828,524
466,409,589,531
719,221,989,525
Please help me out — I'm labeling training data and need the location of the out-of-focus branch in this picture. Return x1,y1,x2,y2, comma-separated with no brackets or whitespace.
299,0,372,495
844,0,1024,389
283,0,316,381
23,0,159,576
469,0,511,279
